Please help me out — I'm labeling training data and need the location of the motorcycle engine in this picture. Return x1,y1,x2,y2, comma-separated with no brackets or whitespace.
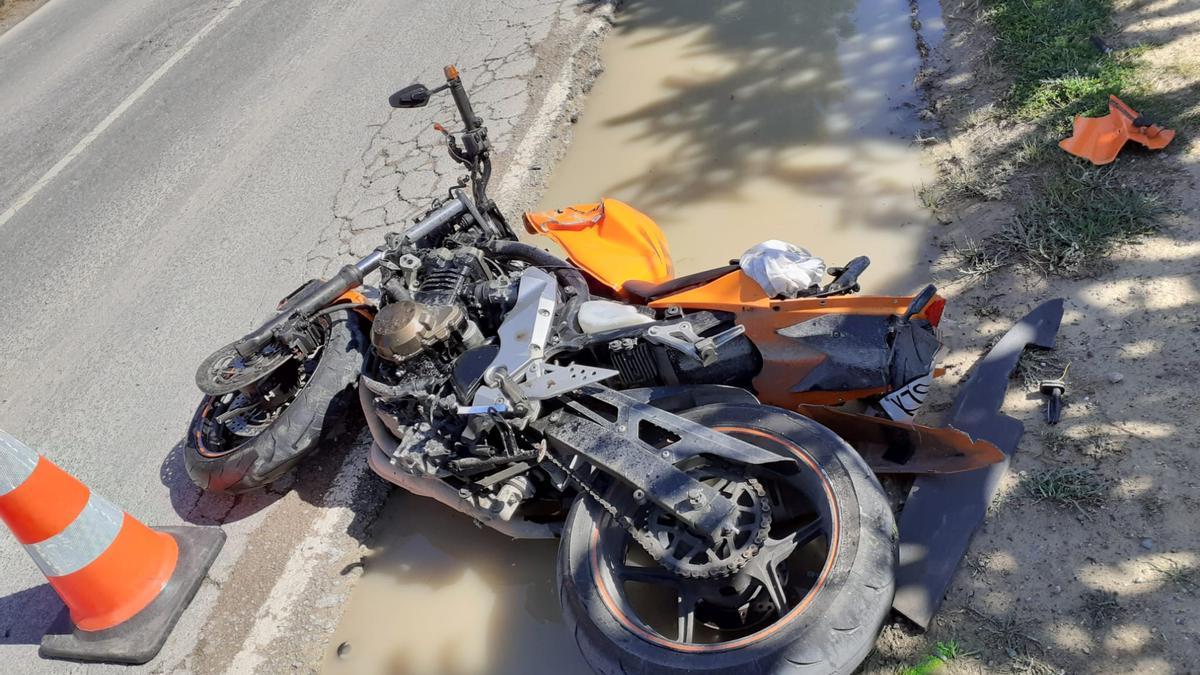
371,300,479,363
370,246,499,371
365,243,522,476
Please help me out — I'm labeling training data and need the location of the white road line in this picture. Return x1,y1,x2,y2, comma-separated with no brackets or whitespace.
495,53,576,203
495,15,612,204
225,447,370,674
0,0,247,230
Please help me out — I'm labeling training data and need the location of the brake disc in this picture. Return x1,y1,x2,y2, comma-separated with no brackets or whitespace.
221,393,278,438
195,341,293,396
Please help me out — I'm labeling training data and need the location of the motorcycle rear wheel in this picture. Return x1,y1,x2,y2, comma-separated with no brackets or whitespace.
557,402,896,675
183,312,368,493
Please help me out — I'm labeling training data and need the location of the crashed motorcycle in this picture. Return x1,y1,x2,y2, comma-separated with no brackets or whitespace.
185,65,974,674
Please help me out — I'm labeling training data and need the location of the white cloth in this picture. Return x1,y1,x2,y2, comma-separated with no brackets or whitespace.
738,240,826,298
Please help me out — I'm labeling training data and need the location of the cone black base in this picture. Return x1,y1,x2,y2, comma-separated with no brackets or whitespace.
39,526,225,665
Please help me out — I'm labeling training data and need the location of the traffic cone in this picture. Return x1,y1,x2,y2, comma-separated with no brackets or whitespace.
0,429,225,664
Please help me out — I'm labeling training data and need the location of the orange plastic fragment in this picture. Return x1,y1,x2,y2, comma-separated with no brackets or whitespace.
523,199,674,294
1059,95,1175,165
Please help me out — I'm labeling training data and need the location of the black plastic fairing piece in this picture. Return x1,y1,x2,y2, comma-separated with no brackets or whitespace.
891,299,1064,629
452,345,501,402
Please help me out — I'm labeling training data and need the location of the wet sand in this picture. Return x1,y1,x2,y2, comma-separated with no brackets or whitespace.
325,1,938,672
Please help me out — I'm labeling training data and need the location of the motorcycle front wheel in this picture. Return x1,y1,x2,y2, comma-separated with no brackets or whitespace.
557,402,896,675
183,311,369,493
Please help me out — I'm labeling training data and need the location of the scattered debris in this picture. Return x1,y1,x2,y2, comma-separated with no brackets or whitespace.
964,608,1044,657
1039,377,1066,424
1039,426,1122,459
1010,653,1066,675
1013,348,1069,392
1080,590,1121,629
1107,371,1124,384
1059,95,1175,165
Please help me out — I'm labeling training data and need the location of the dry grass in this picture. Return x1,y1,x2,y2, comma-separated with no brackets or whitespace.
950,160,1163,280
1151,559,1200,595
1080,590,1122,628
1022,467,1110,512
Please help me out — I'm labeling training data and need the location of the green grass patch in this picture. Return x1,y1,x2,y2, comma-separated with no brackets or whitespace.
953,157,1162,277
983,0,1142,120
936,0,1182,279
899,640,972,675
1022,467,1109,513
996,158,1162,273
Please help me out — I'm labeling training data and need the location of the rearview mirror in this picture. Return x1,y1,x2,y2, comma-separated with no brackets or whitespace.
389,83,431,108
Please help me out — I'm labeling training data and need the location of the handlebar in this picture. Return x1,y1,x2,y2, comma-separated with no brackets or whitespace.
443,65,479,132
233,199,469,357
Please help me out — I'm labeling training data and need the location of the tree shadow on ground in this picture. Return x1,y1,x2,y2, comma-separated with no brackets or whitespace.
569,0,941,293
857,0,1200,671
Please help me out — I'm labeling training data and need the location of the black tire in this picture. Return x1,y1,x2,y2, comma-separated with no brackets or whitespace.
184,312,368,493
557,403,896,675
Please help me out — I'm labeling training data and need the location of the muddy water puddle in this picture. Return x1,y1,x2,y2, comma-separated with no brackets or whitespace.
541,0,942,293
325,1,938,672
320,491,589,675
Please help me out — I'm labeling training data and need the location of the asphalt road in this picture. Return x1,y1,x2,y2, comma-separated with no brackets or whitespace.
0,0,590,671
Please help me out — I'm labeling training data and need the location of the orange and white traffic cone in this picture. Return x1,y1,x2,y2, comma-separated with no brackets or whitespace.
0,429,225,664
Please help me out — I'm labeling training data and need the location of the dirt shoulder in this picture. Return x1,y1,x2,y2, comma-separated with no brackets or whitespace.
0,0,50,37
865,0,1200,673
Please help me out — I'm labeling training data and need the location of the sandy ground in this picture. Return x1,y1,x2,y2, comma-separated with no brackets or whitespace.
862,0,1200,673
0,0,47,36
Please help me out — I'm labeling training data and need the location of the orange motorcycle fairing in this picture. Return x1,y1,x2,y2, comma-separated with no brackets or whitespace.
648,269,944,409
334,289,376,321
523,199,674,295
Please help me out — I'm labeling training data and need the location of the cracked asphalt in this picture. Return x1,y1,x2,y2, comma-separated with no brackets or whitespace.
0,0,608,671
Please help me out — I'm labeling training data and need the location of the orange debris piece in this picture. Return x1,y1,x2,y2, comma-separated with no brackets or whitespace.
1059,95,1175,165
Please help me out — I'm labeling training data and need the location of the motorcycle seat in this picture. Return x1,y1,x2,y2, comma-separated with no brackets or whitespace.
622,264,740,304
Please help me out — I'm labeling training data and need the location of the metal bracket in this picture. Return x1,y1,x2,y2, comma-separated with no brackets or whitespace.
520,363,620,401
396,253,422,291
644,321,745,366
472,267,558,411
541,411,738,540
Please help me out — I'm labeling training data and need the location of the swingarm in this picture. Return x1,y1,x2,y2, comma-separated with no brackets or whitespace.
536,386,790,543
